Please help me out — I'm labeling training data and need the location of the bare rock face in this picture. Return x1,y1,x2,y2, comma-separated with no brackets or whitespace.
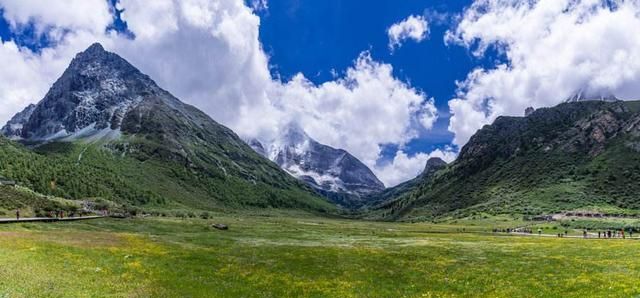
18,43,162,141
575,110,621,156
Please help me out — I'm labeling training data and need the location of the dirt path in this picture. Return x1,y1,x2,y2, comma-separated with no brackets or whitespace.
0,216,105,224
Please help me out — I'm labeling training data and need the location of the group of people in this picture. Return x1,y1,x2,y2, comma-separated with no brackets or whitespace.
493,226,636,239
14,209,70,220
596,229,632,239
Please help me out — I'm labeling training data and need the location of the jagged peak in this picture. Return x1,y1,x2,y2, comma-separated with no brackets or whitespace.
85,42,105,53
278,121,310,145
73,43,110,61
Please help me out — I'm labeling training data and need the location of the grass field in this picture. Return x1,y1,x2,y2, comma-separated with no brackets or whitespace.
1,214,640,297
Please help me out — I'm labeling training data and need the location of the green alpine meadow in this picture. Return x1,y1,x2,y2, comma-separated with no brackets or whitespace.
2,1,640,297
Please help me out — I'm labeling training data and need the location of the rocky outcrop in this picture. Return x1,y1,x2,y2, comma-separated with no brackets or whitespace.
421,157,447,178
525,107,535,117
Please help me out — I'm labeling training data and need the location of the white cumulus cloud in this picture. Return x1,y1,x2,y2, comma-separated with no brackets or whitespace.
388,15,429,51
0,0,112,34
446,0,640,147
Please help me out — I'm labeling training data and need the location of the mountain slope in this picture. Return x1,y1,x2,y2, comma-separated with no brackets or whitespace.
365,157,447,211
376,100,640,220
1,43,334,213
248,123,384,207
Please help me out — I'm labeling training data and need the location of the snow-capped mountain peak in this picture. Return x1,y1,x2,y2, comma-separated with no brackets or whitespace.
565,89,619,103
267,122,312,162
248,123,385,204
10,43,161,142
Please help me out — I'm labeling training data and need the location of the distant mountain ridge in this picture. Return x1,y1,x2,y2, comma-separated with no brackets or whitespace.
1,43,334,212
1,104,35,139
365,157,447,210
248,123,384,207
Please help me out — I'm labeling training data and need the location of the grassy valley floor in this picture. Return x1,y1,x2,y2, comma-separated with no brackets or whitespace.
1,214,640,297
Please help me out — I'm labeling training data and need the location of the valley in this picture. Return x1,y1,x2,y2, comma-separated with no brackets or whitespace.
2,214,640,297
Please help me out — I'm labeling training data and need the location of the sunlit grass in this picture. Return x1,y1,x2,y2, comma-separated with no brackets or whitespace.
1,215,640,297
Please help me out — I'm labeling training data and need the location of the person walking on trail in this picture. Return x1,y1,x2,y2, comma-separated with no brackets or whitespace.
583,230,587,238
538,228,542,236
16,209,20,221
621,229,625,239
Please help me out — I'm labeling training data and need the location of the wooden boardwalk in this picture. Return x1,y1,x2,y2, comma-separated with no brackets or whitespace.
0,216,105,224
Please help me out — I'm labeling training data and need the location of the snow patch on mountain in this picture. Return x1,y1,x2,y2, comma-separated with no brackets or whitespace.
565,89,619,103
59,122,122,143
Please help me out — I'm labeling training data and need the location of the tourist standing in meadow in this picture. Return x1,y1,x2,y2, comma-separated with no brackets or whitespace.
16,209,20,221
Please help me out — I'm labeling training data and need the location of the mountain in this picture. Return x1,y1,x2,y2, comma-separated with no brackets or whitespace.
375,100,640,221
565,89,619,102
248,123,385,207
0,43,334,213
1,104,35,139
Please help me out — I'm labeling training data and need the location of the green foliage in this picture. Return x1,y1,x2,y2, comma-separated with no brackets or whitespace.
0,137,335,213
